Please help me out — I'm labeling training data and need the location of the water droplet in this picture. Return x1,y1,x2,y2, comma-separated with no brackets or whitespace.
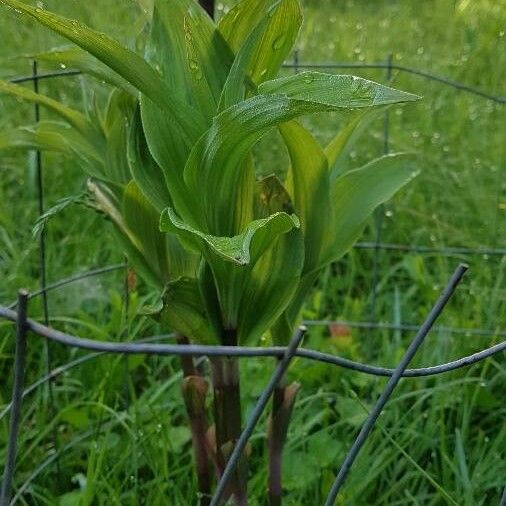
272,34,286,51
35,7,43,13
416,46,424,55
60,63,67,69
385,210,393,217
188,59,202,79
302,73,314,84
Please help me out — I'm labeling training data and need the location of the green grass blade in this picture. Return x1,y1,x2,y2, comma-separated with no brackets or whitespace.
0,79,98,138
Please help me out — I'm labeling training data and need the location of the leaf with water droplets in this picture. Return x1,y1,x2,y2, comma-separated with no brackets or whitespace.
259,72,420,108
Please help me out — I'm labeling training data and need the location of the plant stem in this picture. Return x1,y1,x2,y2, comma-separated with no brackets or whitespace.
177,335,212,505
210,331,248,505
267,380,301,506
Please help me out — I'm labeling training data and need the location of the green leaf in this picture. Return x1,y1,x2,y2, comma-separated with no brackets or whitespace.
0,79,99,139
127,106,171,212
259,71,420,107
218,0,272,54
24,46,137,95
160,208,301,334
160,207,299,266
246,0,302,85
159,277,219,345
103,91,136,185
0,121,104,178
321,153,419,265
123,182,195,285
279,120,330,272
139,0,233,220
185,73,417,237
145,0,232,120
238,225,303,344
218,15,268,111
0,0,203,139
218,0,302,111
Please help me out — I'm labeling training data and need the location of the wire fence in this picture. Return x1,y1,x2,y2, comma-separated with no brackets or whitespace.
0,58,505,505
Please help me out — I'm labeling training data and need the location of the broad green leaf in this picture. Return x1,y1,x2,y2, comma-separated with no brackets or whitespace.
238,226,303,344
218,0,272,53
140,0,232,218
24,47,136,96
246,0,302,85
159,277,219,345
0,79,99,140
0,0,203,140
160,208,301,332
87,178,162,286
145,0,232,120
219,0,302,110
184,73,417,237
273,153,419,343
160,207,299,266
279,120,330,272
218,15,268,111
123,182,195,285
127,106,172,212
259,72,420,107
321,153,419,265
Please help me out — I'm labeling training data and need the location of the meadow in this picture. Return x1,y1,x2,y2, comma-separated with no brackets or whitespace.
0,0,505,504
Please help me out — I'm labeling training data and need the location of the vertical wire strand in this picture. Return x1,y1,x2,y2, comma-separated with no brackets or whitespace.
210,327,307,506
324,264,468,505
32,60,61,481
0,291,29,506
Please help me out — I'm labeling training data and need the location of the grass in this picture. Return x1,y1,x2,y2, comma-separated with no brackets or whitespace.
0,0,505,504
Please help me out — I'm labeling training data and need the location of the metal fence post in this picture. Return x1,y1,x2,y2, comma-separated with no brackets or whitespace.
0,291,29,506
32,59,61,482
